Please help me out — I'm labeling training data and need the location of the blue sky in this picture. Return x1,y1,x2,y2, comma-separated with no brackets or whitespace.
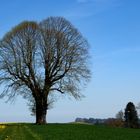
0,0,140,123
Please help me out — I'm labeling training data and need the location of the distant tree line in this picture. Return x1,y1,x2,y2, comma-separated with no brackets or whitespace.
75,118,107,124
75,117,124,127
75,102,140,128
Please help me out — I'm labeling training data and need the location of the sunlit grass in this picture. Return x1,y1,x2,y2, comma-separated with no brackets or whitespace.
0,125,6,129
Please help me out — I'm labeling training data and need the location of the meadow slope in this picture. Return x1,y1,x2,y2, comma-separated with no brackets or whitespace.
0,123,140,140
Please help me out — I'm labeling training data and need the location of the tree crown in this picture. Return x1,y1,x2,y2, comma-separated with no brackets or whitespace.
0,17,90,102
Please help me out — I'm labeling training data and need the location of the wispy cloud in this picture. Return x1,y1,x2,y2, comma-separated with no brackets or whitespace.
63,0,121,19
95,47,140,60
77,0,93,4
76,0,120,4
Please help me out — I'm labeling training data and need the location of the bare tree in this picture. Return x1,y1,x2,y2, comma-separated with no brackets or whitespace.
136,102,140,117
116,110,124,121
0,17,90,124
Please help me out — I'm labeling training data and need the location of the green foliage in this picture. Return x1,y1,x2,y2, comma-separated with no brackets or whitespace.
0,123,140,140
124,102,139,128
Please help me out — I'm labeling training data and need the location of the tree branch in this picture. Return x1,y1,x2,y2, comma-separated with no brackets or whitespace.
50,88,64,94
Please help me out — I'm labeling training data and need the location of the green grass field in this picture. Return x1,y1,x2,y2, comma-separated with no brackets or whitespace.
0,123,140,140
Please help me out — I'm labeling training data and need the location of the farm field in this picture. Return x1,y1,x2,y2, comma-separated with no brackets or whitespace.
0,123,140,140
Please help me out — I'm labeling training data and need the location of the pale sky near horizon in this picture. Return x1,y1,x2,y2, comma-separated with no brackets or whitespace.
0,0,140,123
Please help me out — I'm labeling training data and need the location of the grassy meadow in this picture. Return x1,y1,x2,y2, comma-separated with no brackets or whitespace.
0,123,140,140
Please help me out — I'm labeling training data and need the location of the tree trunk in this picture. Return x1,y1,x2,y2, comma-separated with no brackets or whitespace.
35,99,47,124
